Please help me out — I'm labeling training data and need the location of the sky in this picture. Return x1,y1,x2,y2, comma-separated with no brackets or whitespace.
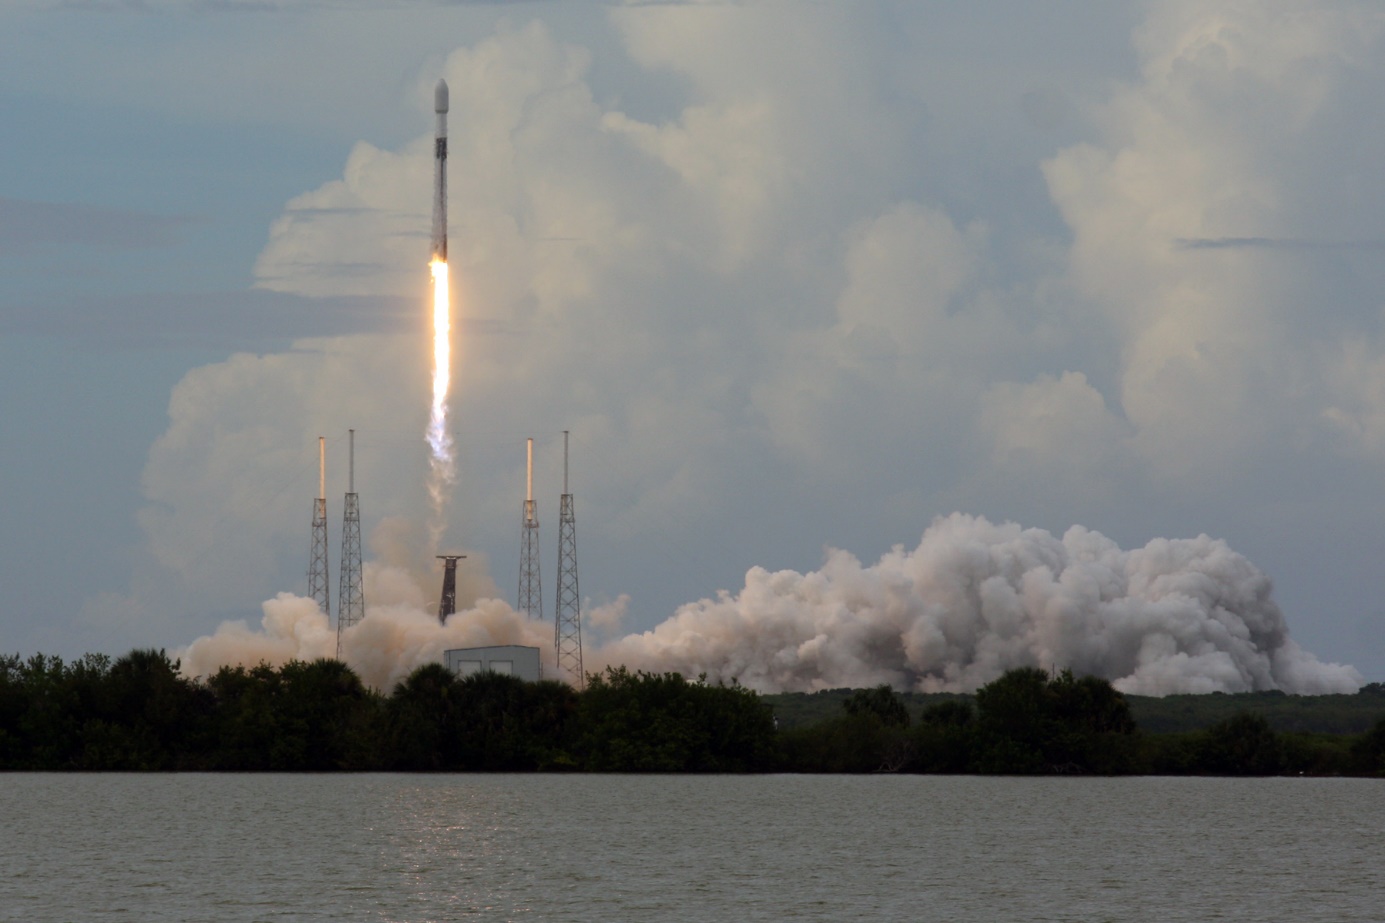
3,0,1385,688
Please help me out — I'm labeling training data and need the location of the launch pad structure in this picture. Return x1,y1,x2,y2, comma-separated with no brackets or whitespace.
437,554,466,623
554,431,584,687
302,432,367,658
303,79,589,686
511,432,585,686
337,429,365,656
518,438,542,621
307,437,331,618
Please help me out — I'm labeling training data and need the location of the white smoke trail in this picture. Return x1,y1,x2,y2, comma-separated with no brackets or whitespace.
425,258,455,548
595,514,1363,696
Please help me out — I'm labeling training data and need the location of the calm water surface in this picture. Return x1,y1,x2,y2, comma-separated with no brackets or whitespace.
2,774,1381,922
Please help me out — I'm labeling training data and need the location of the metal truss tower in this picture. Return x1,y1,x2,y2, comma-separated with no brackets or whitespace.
437,554,466,624
307,436,332,618
554,430,583,687
337,429,365,658
518,437,543,621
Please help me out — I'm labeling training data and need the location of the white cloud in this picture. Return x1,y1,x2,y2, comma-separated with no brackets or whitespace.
101,1,1385,685
978,372,1131,489
1044,0,1385,478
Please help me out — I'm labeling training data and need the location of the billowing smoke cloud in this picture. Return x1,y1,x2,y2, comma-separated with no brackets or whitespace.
179,593,551,692
178,513,1360,697
177,519,554,690
597,514,1362,696
178,557,553,691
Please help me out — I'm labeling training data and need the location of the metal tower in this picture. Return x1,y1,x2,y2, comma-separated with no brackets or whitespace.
307,436,331,618
518,437,543,621
554,430,583,687
437,554,466,624
337,429,365,657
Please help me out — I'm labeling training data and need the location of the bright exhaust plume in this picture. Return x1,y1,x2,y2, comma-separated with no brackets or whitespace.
426,258,454,546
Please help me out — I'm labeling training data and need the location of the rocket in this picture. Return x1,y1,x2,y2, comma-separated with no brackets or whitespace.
431,78,448,262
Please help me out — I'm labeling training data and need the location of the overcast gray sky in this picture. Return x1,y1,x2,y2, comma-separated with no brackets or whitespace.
4,0,1385,687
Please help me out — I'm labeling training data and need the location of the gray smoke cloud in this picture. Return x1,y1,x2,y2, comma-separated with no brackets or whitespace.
178,556,554,691
179,512,1362,696
597,514,1363,696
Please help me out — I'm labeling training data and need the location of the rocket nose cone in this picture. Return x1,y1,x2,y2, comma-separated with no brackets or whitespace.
434,79,449,114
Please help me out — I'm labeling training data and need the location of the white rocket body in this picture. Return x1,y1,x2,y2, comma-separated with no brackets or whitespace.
432,79,448,262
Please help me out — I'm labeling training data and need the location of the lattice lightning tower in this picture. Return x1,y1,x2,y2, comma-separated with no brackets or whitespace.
518,437,543,621
554,430,583,687
307,436,331,618
337,429,365,657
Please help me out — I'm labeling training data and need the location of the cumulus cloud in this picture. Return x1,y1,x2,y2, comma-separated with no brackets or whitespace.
1044,0,1385,477
978,371,1132,497
112,0,1385,683
136,334,431,595
131,18,822,634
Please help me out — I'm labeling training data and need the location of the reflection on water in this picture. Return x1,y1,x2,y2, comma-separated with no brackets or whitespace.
1,774,1381,922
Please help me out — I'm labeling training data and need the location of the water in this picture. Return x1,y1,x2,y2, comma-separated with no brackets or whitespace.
2,774,1381,922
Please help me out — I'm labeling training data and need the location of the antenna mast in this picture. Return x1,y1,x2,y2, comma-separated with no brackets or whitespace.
337,428,365,657
307,436,331,618
554,430,583,686
518,437,543,621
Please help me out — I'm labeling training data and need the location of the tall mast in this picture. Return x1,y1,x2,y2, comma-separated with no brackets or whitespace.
308,436,331,618
519,437,543,621
338,429,365,656
555,430,583,686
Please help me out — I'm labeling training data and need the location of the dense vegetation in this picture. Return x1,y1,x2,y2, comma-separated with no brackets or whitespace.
763,683,1385,734
0,653,773,772
3,651,1384,775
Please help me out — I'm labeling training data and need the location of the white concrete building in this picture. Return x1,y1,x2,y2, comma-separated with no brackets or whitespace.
443,645,542,682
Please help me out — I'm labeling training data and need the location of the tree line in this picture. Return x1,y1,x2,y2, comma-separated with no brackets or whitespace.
766,682,1385,735
781,668,1385,776
2,651,1384,774
0,652,772,772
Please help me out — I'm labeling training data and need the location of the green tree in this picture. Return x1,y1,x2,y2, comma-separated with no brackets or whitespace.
14,653,104,769
578,667,775,772
0,654,28,769
274,658,381,770
973,667,1138,774
843,684,910,727
1351,716,1385,775
448,672,579,770
777,714,900,772
385,663,466,770
206,663,282,770
910,699,975,773
835,684,915,771
1196,712,1284,775
82,648,214,770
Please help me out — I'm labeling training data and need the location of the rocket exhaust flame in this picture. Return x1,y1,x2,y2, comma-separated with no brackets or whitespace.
427,258,454,543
